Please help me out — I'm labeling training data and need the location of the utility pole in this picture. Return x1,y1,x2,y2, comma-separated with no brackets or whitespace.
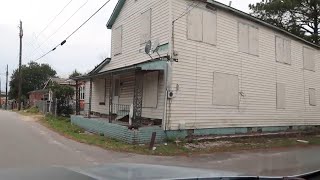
18,20,23,111
5,65,8,110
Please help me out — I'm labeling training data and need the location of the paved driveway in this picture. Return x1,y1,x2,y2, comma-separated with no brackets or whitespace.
0,110,319,176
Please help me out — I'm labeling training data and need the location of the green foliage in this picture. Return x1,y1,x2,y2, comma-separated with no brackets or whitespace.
25,106,39,114
9,61,56,100
249,0,320,44
50,82,74,116
69,69,82,79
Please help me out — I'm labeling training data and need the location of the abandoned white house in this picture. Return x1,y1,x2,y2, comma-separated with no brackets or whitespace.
72,0,320,142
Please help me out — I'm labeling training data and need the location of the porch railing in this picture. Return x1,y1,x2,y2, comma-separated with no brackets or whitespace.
111,104,130,120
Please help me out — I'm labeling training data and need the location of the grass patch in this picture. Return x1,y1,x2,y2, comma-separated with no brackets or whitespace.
40,114,188,155
19,111,320,156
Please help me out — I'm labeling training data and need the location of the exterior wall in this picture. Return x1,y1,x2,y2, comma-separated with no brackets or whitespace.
29,92,45,106
86,71,165,119
100,0,170,72
168,0,320,130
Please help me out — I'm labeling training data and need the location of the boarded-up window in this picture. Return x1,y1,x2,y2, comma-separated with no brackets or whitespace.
276,36,291,64
202,10,217,45
143,71,159,108
303,47,315,71
187,9,217,45
187,8,203,42
113,26,122,55
276,83,286,109
238,22,249,53
140,9,151,44
309,88,316,106
212,72,239,106
238,22,259,55
249,26,259,55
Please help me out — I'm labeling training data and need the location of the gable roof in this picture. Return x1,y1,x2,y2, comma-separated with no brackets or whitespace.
106,0,126,29
106,0,319,49
88,58,111,75
71,58,111,80
43,77,76,89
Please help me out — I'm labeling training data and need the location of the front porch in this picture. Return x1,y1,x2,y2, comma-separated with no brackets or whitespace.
74,60,167,132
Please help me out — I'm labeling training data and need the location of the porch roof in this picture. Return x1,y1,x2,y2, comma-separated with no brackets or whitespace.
72,59,168,80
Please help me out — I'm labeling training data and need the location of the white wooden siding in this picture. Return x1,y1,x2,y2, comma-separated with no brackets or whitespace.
168,0,320,130
100,0,169,72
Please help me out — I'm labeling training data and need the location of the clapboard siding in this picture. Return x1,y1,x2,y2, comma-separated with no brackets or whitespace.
99,0,169,72
167,0,320,130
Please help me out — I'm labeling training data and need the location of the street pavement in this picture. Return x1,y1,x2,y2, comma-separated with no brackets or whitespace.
0,110,319,176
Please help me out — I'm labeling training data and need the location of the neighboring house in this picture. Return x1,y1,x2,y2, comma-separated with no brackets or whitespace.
28,77,77,111
72,0,320,142
43,77,77,101
28,89,49,107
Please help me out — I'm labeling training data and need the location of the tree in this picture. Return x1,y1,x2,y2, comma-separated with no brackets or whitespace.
249,0,320,44
69,69,82,79
50,82,74,116
9,61,56,100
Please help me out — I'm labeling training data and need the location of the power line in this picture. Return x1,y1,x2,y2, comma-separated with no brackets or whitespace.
27,0,88,60
173,1,200,23
36,0,74,39
33,0,112,62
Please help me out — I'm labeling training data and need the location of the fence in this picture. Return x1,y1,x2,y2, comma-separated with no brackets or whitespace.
35,100,57,115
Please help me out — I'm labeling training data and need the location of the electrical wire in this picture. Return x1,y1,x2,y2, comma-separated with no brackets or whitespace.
33,0,112,62
28,0,88,60
36,0,74,39
173,1,200,23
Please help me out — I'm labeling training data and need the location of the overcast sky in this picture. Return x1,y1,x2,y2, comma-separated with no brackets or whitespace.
0,0,259,92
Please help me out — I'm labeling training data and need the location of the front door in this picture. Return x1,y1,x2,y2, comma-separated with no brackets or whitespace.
112,77,120,113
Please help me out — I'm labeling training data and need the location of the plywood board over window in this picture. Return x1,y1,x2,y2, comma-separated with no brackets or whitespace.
276,36,291,64
276,83,286,109
187,8,203,42
248,26,259,55
238,22,259,55
140,9,151,44
309,88,316,106
202,10,217,45
303,47,315,71
143,71,159,108
212,72,239,106
113,26,122,55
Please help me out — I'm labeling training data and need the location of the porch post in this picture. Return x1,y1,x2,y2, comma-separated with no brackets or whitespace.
133,69,143,127
88,78,93,118
75,80,80,115
108,73,113,123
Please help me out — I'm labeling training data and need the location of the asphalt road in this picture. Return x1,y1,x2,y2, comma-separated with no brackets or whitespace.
0,110,319,176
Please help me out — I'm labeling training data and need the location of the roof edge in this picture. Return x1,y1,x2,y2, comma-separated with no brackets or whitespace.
106,0,126,29
207,0,320,49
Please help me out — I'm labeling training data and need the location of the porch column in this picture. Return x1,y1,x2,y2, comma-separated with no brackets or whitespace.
75,80,80,115
88,78,93,118
108,73,113,123
133,70,143,127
